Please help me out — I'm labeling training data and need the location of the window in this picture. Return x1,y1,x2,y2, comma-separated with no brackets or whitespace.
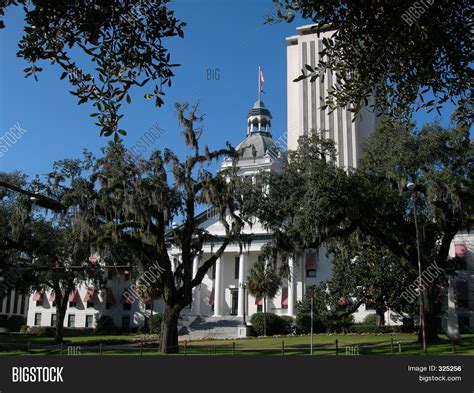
458,316,470,334
365,302,376,311
36,300,43,307
121,316,130,330
20,295,25,315
144,317,149,330
68,314,75,328
69,302,76,308
5,292,11,314
124,270,130,281
257,304,263,312
306,269,316,278
50,314,57,327
456,282,469,309
85,315,94,328
52,301,56,307
123,303,131,311
234,256,240,279
13,291,18,314
87,301,95,308
34,313,42,326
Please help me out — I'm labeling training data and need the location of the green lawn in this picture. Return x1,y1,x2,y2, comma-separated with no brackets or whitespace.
0,333,472,356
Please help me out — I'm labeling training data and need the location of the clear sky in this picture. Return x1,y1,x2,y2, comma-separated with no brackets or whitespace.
0,0,461,178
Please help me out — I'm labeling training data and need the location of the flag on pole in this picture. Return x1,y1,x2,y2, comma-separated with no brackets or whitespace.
258,65,265,95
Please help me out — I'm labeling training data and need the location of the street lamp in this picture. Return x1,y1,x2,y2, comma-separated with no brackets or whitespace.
239,282,247,325
310,295,314,355
407,181,427,354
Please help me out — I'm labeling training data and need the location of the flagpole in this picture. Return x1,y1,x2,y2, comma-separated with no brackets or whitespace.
258,64,261,102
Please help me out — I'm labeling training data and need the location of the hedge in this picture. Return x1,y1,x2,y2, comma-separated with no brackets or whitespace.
250,313,291,336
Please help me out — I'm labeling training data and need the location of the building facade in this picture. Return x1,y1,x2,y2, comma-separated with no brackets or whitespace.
444,232,474,335
286,24,378,169
26,267,163,331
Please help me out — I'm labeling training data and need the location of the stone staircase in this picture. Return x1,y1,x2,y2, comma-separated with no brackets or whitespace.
179,315,243,341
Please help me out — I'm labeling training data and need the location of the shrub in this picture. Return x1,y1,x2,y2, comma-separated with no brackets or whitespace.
280,315,295,334
250,313,288,336
20,325,29,334
362,313,378,326
0,316,26,332
27,326,56,336
149,314,163,334
295,311,354,334
94,316,118,335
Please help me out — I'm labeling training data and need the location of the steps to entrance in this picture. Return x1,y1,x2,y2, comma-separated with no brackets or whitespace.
178,315,244,341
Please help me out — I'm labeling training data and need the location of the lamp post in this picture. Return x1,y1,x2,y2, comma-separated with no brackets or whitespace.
407,181,427,354
240,282,247,325
310,295,314,355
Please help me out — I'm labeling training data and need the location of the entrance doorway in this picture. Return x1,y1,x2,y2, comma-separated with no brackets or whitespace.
230,289,238,315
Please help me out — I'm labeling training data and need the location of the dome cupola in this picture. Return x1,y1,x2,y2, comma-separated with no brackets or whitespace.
247,100,272,136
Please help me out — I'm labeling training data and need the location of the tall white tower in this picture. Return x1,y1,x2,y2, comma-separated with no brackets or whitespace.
286,25,379,168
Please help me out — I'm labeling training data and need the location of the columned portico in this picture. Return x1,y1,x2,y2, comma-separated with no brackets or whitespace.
288,256,296,316
191,255,201,315
237,251,248,317
214,257,223,316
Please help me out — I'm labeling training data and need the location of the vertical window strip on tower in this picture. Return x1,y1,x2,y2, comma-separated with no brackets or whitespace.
328,71,334,142
318,40,326,135
346,109,353,168
338,106,344,167
310,40,317,134
302,42,308,135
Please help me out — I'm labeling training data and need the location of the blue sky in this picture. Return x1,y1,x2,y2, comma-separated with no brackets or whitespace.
0,0,461,178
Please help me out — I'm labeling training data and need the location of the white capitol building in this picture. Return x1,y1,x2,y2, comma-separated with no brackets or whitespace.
18,25,473,337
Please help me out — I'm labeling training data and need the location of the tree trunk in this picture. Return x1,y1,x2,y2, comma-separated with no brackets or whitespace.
54,301,68,343
160,304,181,354
263,296,267,336
375,306,385,326
419,288,440,343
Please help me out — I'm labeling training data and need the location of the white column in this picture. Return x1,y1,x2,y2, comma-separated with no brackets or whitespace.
238,252,247,317
192,255,201,315
214,257,222,316
288,256,296,317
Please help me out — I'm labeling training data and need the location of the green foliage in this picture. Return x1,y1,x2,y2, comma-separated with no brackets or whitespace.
280,315,295,334
362,314,378,326
250,313,289,336
0,315,26,332
1,0,186,139
94,316,118,335
295,285,354,334
327,231,418,322
246,261,281,301
20,325,28,334
27,326,96,337
149,314,163,335
268,0,472,121
259,121,473,341
349,324,418,334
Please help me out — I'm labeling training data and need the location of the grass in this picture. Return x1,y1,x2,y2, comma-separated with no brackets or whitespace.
0,333,472,356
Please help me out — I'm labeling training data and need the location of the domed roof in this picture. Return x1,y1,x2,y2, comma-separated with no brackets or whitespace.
236,131,281,160
248,100,272,118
